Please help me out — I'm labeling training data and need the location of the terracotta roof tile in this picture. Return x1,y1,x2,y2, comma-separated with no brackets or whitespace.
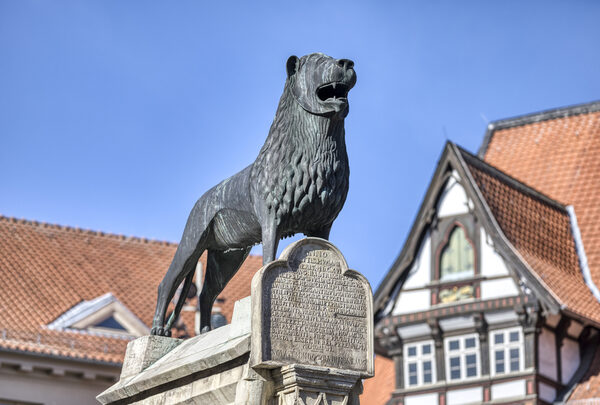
482,109,600,289
0,216,261,364
460,151,600,324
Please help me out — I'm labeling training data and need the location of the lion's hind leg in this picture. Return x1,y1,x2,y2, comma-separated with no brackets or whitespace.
198,247,250,333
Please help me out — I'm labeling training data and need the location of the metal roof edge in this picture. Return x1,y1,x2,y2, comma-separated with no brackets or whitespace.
566,206,600,302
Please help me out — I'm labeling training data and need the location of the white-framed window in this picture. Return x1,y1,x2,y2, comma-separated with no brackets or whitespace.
489,327,524,376
445,334,480,381
404,340,436,387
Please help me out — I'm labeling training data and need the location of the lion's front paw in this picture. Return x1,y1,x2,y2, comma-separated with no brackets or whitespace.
150,326,172,337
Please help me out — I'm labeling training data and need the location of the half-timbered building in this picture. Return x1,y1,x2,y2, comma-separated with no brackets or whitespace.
369,101,600,404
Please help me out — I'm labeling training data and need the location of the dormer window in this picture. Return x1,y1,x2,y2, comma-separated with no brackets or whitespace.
92,315,128,332
47,293,149,337
440,225,474,281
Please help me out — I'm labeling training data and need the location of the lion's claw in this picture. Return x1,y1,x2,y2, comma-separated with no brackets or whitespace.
150,326,171,336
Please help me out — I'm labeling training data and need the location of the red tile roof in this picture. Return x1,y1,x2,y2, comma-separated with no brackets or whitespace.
0,216,261,364
482,107,600,292
460,149,600,324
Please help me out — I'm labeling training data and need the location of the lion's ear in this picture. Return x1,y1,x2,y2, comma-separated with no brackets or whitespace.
286,55,299,78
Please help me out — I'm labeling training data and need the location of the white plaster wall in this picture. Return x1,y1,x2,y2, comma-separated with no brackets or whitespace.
396,323,431,340
480,277,519,300
491,379,526,400
561,338,580,384
538,328,558,380
405,392,438,405
437,175,470,218
484,310,518,325
539,382,556,402
403,232,432,289
447,386,482,405
0,371,112,405
0,352,118,405
439,315,475,331
392,289,430,315
480,227,510,277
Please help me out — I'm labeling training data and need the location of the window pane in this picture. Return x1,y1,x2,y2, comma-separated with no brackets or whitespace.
510,348,520,371
495,350,505,374
466,354,477,377
440,226,474,280
422,344,431,355
465,337,476,348
423,361,432,383
494,333,504,345
409,374,417,385
509,331,519,342
408,362,418,386
407,346,417,357
450,357,461,380
449,340,459,351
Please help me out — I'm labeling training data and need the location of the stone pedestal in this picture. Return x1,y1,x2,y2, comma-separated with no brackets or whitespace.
97,238,373,405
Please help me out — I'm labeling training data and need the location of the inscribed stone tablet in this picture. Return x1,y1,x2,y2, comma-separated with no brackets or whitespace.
251,238,373,377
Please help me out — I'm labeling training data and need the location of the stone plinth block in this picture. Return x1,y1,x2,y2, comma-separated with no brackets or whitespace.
272,365,363,405
120,335,182,380
251,237,374,377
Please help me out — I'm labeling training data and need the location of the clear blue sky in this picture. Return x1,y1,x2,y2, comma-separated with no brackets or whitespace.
1,1,599,289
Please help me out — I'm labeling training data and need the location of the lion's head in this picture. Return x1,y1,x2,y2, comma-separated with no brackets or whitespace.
286,53,356,118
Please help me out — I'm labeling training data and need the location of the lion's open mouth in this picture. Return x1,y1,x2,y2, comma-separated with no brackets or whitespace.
316,82,350,102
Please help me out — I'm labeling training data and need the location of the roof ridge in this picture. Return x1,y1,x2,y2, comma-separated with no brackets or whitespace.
454,144,568,212
478,99,600,157
0,214,178,247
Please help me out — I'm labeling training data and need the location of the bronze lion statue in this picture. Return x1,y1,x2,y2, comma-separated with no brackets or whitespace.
151,53,356,336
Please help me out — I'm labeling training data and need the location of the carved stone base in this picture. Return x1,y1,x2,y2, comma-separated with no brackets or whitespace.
271,365,362,405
